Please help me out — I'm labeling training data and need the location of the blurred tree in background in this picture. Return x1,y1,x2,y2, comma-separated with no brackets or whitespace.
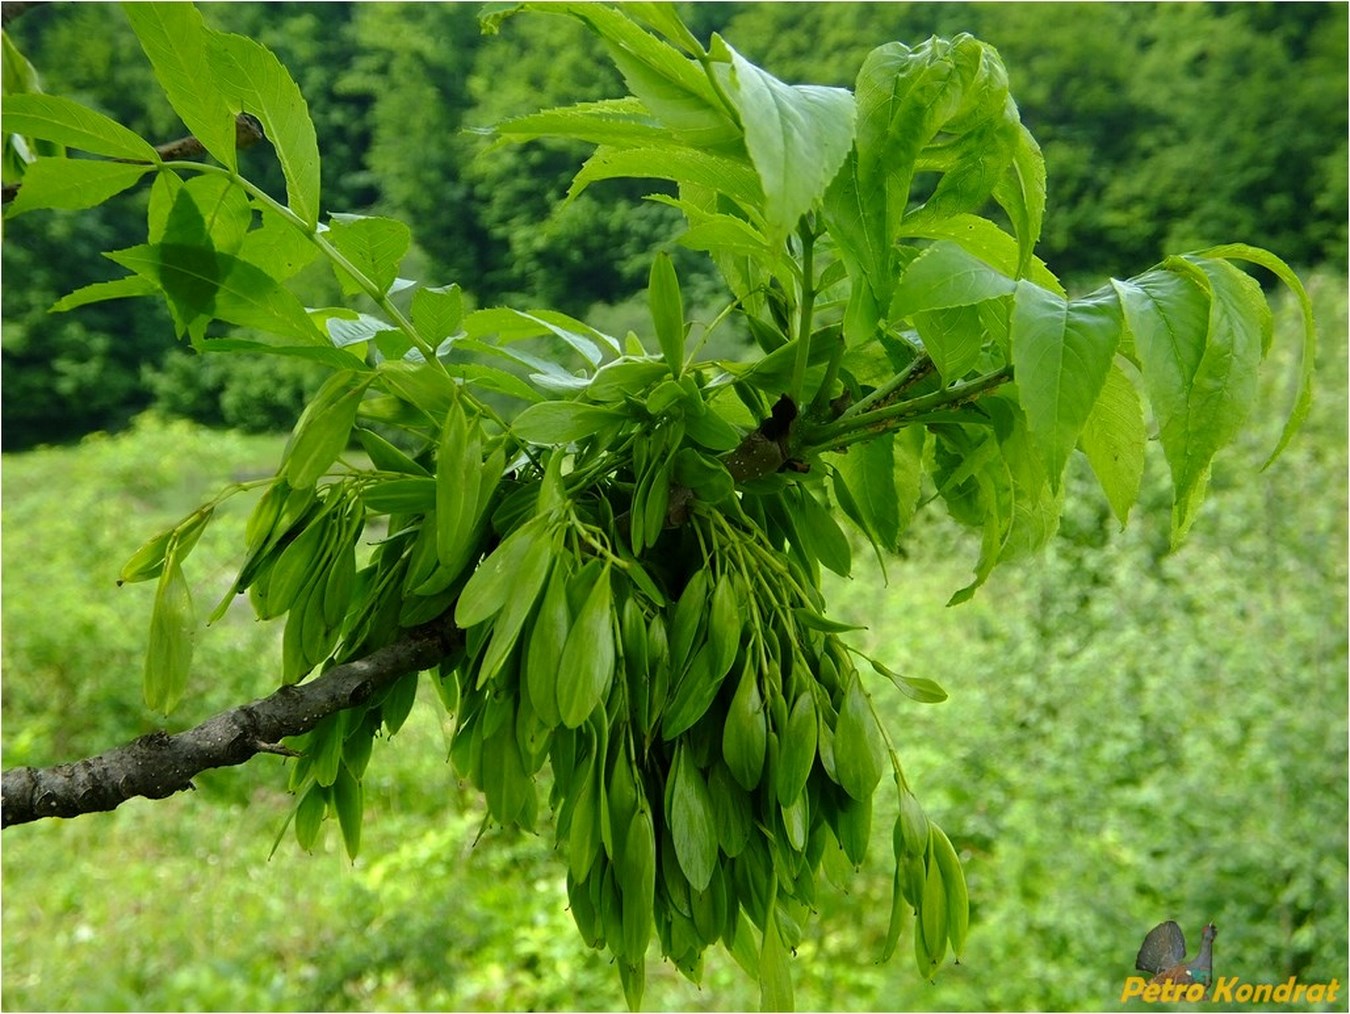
3,1,1344,450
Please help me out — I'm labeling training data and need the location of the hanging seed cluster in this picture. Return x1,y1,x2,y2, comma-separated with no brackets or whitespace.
431,419,968,1008
121,358,967,1008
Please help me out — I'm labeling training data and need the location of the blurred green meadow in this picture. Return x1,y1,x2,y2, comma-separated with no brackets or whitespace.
2,274,1346,1010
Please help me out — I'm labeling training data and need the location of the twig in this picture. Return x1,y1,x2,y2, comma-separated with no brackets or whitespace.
1,619,459,828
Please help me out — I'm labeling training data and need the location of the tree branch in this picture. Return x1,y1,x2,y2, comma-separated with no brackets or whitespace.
1,113,265,204
1,619,460,829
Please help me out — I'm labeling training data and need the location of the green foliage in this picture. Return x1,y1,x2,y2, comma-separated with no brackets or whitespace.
716,2,1349,280
0,3,1326,1010
2,275,1342,1011
3,3,1341,447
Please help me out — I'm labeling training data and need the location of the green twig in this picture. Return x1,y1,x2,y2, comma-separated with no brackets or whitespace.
804,364,1014,453
840,353,935,420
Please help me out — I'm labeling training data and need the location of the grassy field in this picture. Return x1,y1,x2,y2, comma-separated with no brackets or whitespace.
2,273,1345,1011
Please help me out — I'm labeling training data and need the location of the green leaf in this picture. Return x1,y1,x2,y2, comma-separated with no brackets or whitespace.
775,691,818,808
526,563,571,728
121,507,212,588
560,3,738,148
714,39,856,239
218,254,329,343
898,212,1063,295
665,743,718,892
930,824,969,960
144,557,194,714
282,372,371,488
588,357,671,402
920,839,949,966
673,208,777,262
435,395,478,566
51,275,158,313
359,477,435,515
620,807,657,961
706,574,741,680
871,658,949,704
626,3,705,56
6,158,150,215
238,210,319,281
683,407,742,452
570,144,764,217
125,3,238,170
760,911,795,1012
672,447,735,504
854,39,962,240
897,790,930,860
1198,243,1317,468
294,783,327,852
481,716,531,825
477,532,554,686
833,674,886,799
1078,361,1145,527
1010,280,1122,490
823,151,887,345
455,516,552,629
831,433,900,550
325,214,411,297
463,306,618,363
332,762,363,861
917,114,1019,225
707,761,752,858
411,283,463,346
661,646,730,741
913,304,985,382
791,608,865,634
881,865,907,963
991,122,1047,277
890,240,1017,319
667,567,708,675
450,363,545,405
3,30,43,110
267,511,332,619
106,243,324,346
557,565,616,728
494,97,667,148
118,528,175,586
149,174,251,254
649,251,685,377
794,486,852,577
356,428,429,476
565,757,600,880
512,401,627,445
205,29,320,228
2,94,158,161
722,666,767,791
375,361,456,420
1114,258,1263,542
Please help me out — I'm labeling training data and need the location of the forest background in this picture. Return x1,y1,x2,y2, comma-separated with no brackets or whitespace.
2,2,1347,1011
